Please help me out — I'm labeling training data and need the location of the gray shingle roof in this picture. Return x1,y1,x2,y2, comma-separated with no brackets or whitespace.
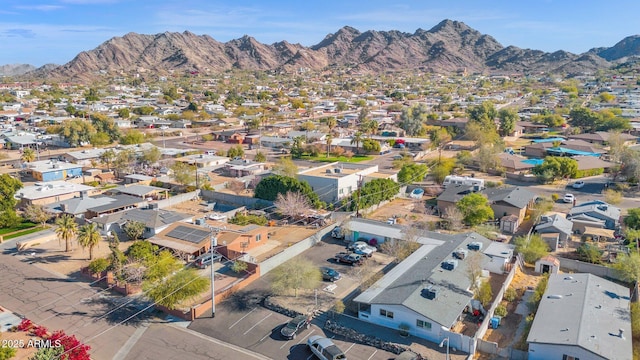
527,273,632,360
484,187,536,209
534,214,573,236
354,231,492,328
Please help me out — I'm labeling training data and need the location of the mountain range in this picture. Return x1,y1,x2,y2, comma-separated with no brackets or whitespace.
6,20,640,81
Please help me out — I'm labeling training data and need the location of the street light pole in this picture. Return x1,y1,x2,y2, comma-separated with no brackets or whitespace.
210,231,217,318
439,337,450,360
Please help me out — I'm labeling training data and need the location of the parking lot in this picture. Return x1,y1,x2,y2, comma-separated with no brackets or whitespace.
189,235,399,360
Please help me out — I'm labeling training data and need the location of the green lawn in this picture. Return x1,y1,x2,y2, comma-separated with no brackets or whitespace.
0,221,38,235
4,226,48,240
301,155,374,163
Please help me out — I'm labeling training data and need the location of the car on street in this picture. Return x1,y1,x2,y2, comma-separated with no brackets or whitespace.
321,267,341,282
572,180,585,189
348,241,377,257
280,314,311,340
335,252,364,266
563,193,575,204
307,335,347,360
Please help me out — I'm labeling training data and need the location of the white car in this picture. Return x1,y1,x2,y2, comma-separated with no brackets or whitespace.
572,181,585,189
349,241,377,257
307,335,347,360
563,193,575,203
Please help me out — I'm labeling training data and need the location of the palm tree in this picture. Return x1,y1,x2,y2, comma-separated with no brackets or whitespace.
326,117,337,133
350,132,364,154
55,215,78,253
21,147,36,163
77,223,101,260
325,134,333,158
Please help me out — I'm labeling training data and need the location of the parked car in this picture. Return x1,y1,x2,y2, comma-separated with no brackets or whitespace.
335,252,363,266
572,180,585,189
321,267,341,282
307,335,347,360
331,226,345,239
348,241,377,257
193,252,223,269
409,188,424,199
280,314,311,340
563,193,575,203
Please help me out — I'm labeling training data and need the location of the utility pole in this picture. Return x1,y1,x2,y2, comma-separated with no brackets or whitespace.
210,230,218,318
355,174,363,218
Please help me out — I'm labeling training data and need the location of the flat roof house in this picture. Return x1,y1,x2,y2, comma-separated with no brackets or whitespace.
16,181,97,207
27,159,83,182
527,273,632,360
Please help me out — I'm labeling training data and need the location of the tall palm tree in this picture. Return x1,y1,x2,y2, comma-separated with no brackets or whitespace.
55,215,78,253
350,132,364,154
326,117,337,133
21,147,36,163
325,134,333,158
77,223,101,260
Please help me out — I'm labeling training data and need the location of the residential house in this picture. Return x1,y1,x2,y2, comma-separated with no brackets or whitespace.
224,159,266,178
216,130,245,144
216,224,269,260
91,207,192,238
534,214,573,250
107,184,168,200
573,156,615,174
440,117,468,131
516,121,547,134
60,148,108,166
27,159,83,182
527,273,632,360
85,195,146,219
524,139,605,158
123,174,154,185
568,131,637,146
353,231,496,350
297,162,385,204
568,202,621,232
259,136,291,149
16,182,97,207
497,153,535,173
175,154,230,168
148,222,214,258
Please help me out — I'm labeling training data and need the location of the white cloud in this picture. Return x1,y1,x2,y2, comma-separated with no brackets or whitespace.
15,5,63,11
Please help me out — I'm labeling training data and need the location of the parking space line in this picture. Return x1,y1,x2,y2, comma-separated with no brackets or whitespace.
367,350,378,360
243,313,272,335
296,329,315,345
228,308,257,329
344,343,356,353
279,339,291,350
259,331,271,342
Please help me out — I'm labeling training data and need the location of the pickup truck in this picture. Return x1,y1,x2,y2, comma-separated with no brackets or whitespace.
335,252,363,266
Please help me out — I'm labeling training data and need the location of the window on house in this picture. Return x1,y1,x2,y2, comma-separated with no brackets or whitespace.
416,320,431,329
562,356,579,360
256,234,261,242
379,309,394,319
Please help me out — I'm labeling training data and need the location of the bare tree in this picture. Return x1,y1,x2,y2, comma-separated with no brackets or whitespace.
275,191,310,219
227,180,246,195
444,206,464,231
23,204,51,227
466,251,484,293
122,259,146,284
380,225,422,262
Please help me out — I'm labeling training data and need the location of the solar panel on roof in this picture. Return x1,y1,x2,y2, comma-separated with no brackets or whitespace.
166,225,210,244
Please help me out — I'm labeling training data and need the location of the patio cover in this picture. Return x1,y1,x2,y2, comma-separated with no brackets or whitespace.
582,226,615,239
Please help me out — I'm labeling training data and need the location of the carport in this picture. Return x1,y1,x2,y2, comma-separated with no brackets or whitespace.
582,226,615,242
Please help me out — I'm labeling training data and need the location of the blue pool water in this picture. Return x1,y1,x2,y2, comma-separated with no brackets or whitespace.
521,159,544,166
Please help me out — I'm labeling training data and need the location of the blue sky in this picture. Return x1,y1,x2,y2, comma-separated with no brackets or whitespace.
2,0,639,67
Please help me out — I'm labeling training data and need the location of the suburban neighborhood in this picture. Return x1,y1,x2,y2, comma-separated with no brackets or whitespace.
0,66,639,360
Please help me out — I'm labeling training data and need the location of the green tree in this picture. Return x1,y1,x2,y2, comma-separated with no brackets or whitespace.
254,175,322,208
227,145,245,159
624,208,640,230
21,147,36,163
90,132,111,146
399,103,428,136
143,268,209,310
570,107,601,132
118,108,130,119
91,113,121,143
532,156,578,181
120,129,145,145
429,127,452,163
576,243,602,264
141,146,162,165
613,253,640,283
514,234,550,263
349,132,364,154
326,117,337,132
456,193,494,226
476,280,493,307
290,136,305,159
361,138,381,153
88,258,110,274
170,162,196,186
231,260,249,273
51,118,96,146
274,157,298,178
0,334,17,359
270,257,322,297
99,149,116,171
143,250,181,282
123,220,146,241
498,108,518,136
346,178,399,211
127,240,158,262
113,148,136,177
254,151,266,162
398,163,428,184
55,214,78,252
467,101,497,126
29,345,63,359
77,222,101,260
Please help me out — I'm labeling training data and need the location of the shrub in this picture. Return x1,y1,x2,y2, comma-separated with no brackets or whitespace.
32,325,48,338
494,304,507,317
504,287,518,302
551,193,559,201
332,300,345,314
231,260,248,273
17,318,33,332
88,258,110,274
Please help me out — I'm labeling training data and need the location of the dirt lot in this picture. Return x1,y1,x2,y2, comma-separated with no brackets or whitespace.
482,265,542,348
367,198,440,225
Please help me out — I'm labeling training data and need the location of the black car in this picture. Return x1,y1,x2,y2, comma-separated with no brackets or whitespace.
280,314,311,339
321,267,341,282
